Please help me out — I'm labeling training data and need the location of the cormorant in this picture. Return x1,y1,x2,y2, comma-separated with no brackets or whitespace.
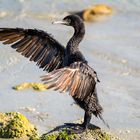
0,15,108,133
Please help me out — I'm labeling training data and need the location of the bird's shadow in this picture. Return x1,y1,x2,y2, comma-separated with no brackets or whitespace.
44,123,100,136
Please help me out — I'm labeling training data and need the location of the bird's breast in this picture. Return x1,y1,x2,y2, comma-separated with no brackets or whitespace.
63,50,87,67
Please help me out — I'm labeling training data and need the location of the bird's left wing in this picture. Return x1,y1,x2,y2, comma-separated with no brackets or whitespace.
0,28,65,72
41,62,100,100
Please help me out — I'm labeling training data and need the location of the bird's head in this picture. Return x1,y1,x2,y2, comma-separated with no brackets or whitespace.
53,15,84,29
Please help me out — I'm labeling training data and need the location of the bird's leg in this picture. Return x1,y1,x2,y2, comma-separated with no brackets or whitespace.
81,111,92,129
66,111,92,133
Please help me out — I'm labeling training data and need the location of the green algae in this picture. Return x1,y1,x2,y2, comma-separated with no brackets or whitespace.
40,130,79,140
40,128,121,140
0,112,38,139
82,128,113,140
13,82,47,91
0,112,121,140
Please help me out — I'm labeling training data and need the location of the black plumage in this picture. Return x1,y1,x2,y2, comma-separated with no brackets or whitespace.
0,28,65,72
0,15,108,132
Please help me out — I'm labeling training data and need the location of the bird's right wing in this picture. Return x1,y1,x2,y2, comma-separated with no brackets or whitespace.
41,62,100,100
0,28,65,72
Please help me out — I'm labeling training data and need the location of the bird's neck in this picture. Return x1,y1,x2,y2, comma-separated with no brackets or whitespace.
67,23,85,53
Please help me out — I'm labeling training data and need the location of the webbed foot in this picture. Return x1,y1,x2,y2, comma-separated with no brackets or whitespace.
65,123,86,134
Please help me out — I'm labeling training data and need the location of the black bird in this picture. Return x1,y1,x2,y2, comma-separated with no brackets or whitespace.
0,15,108,133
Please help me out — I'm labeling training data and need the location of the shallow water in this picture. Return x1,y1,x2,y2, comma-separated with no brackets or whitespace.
0,0,140,136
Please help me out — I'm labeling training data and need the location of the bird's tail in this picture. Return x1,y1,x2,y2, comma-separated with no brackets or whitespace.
98,113,110,129
92,104,109,128
92,88,109,128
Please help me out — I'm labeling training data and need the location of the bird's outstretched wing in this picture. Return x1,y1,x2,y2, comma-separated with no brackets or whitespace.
41,62,100,100
0,28,65,72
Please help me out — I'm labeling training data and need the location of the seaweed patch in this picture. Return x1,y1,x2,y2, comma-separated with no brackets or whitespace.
13,82,48,91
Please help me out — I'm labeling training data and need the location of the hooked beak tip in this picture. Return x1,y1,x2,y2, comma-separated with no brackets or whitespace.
52,21,56,24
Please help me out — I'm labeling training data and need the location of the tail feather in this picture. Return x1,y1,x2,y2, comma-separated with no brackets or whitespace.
92,88,109,128
93,105,109,128
98,113,110,129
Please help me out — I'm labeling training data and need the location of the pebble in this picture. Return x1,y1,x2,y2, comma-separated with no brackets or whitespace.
126,130,130,133
0,11,8,18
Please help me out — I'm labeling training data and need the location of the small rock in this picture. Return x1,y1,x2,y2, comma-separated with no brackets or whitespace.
70,4,113,22
126,130,130,133
0,11,8,18
13,82,48,91
40,126,121,140
0,112,38,139
20,107,36,113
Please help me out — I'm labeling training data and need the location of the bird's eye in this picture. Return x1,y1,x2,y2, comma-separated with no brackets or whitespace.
66,19,71,23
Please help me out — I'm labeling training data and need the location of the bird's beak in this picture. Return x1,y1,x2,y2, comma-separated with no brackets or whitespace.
52,20,68,25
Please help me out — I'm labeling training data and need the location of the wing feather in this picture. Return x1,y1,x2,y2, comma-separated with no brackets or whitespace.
41,62,99,100
0,28,65,72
